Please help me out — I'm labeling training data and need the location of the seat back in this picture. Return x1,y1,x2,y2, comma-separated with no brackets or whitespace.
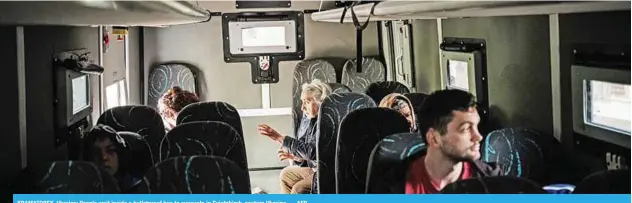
328,83,352,93
441,176,547,194
137,156,251,194
316,92,375,194
365,81,410,104
160,121,249,175
341,57,386,92
403,93,428,111
23,161,119,193
147,63,198,110
481,128,557,184
335,108,410,194
96,105,165,164
292,59,337,135
176,101,243,138
116,131,155,181
573,169,630,194
366,133,426,194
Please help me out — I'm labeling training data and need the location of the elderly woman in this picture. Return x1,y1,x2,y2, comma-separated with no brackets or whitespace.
257,79,332,194
379,93,417,132
157,86,200,131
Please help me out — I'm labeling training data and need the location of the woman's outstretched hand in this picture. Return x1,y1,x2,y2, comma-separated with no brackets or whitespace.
257,124,285,144
277,148,304,162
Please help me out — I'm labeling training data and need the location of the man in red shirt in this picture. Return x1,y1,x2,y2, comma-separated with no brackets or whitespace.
405,89,503,194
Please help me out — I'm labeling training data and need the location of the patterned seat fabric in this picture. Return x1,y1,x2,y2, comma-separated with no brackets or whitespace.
116,131,155,182
137,156,251,194
96,105,165,165
364,81,410,104
441,176,547,194
328,83,352,94
482,128,565,185
176,101,243,138
23,161,120,193
315,92,375,194
147,63,198,110
292,59,337,135
573,169,630,194
335,108,410,194
366,133,426,194
160,121,249,176
341,57,386,93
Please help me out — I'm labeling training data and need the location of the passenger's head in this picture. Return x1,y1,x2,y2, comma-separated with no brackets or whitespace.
300,79,332,118
81,125,130,178
158,86,200,128
418,89,482,162
379,93,416,131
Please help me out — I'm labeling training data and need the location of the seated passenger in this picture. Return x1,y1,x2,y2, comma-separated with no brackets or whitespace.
81,124,139,193
257,79,332,194
157,86,200,130
379,93,417,132
405,89,503,194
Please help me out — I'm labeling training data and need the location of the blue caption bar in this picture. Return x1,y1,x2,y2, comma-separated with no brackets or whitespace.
13,194,631,203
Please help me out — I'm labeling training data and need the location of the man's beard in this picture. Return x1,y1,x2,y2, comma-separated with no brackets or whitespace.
440,144,476,163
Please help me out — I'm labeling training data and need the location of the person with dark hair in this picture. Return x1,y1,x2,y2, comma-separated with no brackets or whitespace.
81,124,139,193
157,86,200,130
405,89,503,194
379,93,417,132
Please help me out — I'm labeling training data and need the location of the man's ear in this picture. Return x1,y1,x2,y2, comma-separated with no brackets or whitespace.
425,128,440,147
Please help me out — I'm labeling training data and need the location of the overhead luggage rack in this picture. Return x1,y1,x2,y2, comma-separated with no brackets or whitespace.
311,1,631,23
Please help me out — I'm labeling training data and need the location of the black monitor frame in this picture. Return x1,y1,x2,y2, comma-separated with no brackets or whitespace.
571,65,630,149
53,53,93,147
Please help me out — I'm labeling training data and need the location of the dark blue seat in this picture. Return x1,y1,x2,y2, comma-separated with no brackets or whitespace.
573,169,630,194
315,92,375,194
364,81,410,104
366,133,426,194
21,161,120,193
160,121,249,176
96,105,165,165
441,176,547,194
335,108,410,194
176,101,243,139
481,128,560,184
137,156,251,194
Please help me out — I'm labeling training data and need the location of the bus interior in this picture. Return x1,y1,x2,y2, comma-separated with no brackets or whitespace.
0,0,630,197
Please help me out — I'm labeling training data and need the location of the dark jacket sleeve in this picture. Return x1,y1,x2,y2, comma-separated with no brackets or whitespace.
282,134,316,162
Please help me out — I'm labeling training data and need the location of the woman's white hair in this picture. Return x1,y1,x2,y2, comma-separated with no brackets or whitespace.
301,79,332,103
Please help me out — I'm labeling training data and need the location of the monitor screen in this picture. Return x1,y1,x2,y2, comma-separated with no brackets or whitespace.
447,60,469,91
241,26,286,47
585,80,631,135
71,75,89,114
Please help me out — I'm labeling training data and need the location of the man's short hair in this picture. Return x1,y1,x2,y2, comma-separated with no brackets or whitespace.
417,89,477,135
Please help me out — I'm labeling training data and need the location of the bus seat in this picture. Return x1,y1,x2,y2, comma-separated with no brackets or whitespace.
176,101,243,139
341,57,386,93
147,63,198,110
292,59,337,136
573,169,630,194
113,131,155,184
22,161,120,193
159,121,249,175
366,133,426,194
97,105,165,164
440,176,547,194
136,156,251,194
335,108,410,194
481,128,557,184
403,93,428,111
365,81,410,104
328,83,352,93
316,92,376,194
